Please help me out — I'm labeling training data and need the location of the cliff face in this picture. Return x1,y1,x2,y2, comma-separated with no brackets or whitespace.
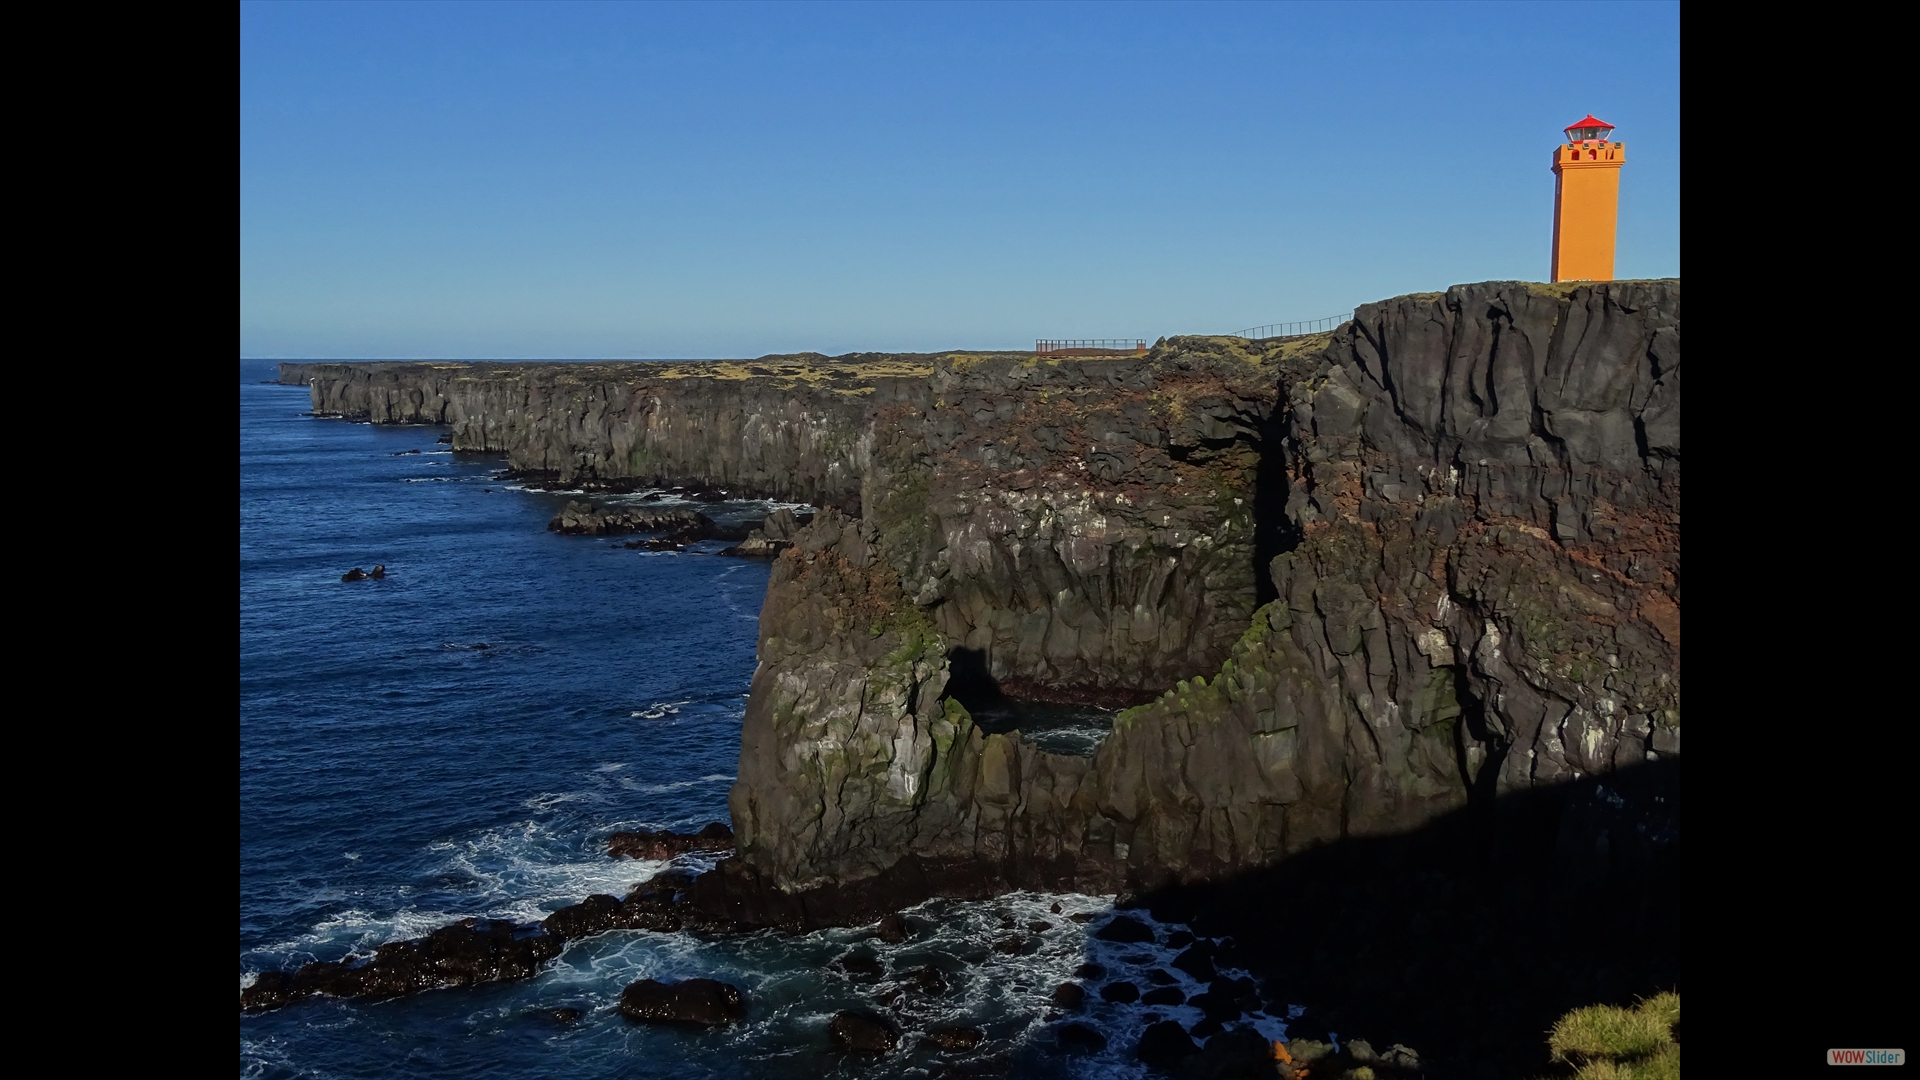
865,349,1289,702
281,358,935,510
284,278,1680,905
729,280,1680,897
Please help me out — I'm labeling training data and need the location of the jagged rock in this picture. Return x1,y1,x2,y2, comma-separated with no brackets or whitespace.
239,918,562,1012
827,1010,898,1053
368,564,386,578
875,912,910,943
340,568,366,582
607,822,733,861
547,500,715,539
618,978,746,1026
541,893,624,939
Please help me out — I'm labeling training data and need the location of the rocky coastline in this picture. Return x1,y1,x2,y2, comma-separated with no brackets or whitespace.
270,279,1680,1075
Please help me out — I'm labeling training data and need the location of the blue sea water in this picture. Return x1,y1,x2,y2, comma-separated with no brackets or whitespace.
238,360,1294,1079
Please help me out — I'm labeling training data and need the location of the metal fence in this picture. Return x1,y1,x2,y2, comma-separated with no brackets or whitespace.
1036,339,1148,356
1231,313,1353,341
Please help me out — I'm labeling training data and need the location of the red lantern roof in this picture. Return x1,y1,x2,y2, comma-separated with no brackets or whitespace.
1564,115,1615,136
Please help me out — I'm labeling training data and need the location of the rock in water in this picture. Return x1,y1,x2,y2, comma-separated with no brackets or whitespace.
618,978,746,1026
1137,1020,1200,1068
1052,1022,1107,1054
368,564,385,579
1172,945,1218,982
898,965,947,995
1050,982,1085,1009
1099,981,1140,1004
340,568,366,582
875,912,910,943
1093,915,1156,943
239,917,561,1012
827,1010,897,1053
606,822,734,860
828,952,884,982
1142,986,1186,1006
1193,1026,1278,1078
547,500,716,539
925,1026,983,1052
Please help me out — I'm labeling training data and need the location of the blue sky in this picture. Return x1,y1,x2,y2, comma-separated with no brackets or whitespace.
240,1,1679,359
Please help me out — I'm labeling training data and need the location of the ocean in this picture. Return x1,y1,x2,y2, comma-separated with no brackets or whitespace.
238,360,1297,1079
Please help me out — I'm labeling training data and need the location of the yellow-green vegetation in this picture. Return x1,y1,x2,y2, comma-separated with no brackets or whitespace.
1542,992,1680,1080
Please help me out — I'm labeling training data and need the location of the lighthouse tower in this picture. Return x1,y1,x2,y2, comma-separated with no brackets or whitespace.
1550,115,1625,282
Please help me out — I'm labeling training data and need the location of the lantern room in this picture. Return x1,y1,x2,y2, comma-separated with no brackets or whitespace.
1563,115,1615,144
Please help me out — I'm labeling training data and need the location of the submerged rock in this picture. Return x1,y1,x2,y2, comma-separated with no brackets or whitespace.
924,1025,983,1052
829,952,884,982
1052,1022,1107,1054
1099,981,1140,1003
897,964,948,995
875,912,910,943
618,978,746,1026
827,1010,897,1053
1050,982,1085,1009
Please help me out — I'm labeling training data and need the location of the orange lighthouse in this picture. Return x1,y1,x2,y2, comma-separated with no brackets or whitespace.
1550,115,1625,282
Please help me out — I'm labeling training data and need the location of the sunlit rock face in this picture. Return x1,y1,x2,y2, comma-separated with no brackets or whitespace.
287,278,1681,904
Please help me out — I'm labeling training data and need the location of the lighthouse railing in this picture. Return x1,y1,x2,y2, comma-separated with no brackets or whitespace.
1230,313,1354,342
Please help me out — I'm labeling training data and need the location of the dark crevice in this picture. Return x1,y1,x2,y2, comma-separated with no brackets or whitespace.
1251,402,1302,610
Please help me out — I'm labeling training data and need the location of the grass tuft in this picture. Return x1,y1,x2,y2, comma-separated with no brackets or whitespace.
1543,992,1679,1080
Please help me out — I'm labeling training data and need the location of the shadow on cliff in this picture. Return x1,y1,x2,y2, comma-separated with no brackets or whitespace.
1118,758,1680,1080
1249,405,1300,610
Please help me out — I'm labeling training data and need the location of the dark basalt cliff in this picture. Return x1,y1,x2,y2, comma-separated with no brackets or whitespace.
285,278,1680,909
280,356,939,510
